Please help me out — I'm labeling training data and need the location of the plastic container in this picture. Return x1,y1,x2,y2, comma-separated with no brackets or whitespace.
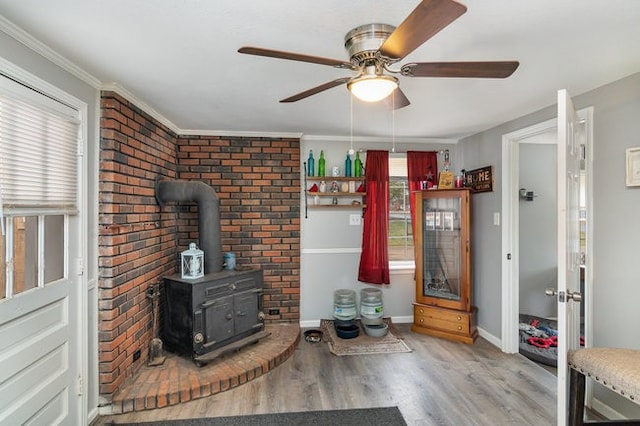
360,288,383,326
335,323,360,339
363,323,388,338
333,289,357,321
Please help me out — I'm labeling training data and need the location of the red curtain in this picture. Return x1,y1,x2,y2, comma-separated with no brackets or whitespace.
358,150,390,285
407,151,438,239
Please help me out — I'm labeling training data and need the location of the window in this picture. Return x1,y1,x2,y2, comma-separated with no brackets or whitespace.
0,74,78,299
388,155,414,265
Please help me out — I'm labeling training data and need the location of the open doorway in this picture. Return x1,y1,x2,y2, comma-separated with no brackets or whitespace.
518,133,558,322
500,109,593,357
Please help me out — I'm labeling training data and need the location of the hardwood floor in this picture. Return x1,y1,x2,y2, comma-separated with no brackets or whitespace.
97,324,557,425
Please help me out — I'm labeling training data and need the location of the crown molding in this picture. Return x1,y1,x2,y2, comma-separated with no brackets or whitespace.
100,82,181,135
302,134,458,144
0,14,102,89
178,128,303,139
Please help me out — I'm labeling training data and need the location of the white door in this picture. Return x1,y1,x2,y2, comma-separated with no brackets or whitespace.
0,216,81,425
0,73,83,425
554,89,583,425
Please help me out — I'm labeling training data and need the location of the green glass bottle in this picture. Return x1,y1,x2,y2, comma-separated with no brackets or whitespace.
318,150,326,177
354,152,362,177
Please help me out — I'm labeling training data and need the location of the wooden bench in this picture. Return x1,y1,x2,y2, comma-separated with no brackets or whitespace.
568,348,640,425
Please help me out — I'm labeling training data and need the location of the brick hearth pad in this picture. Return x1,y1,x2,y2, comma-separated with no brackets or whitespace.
105,323,300,414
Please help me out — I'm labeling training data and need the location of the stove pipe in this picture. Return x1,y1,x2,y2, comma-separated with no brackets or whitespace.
155,179,223,274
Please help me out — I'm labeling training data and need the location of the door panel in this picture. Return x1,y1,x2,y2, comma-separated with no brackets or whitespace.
0,279,78,425
556,89,583,425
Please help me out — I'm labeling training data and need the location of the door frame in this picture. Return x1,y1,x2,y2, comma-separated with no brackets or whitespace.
500,107,593,353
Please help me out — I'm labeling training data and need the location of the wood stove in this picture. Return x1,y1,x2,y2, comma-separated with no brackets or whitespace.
162,268,268,365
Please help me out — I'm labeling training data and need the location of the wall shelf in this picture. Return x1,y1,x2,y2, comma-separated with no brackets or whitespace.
303,161,365,218
308,192,366,197
307,204,367,209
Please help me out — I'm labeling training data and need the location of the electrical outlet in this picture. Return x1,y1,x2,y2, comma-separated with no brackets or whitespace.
268,308,280,315
133,349,141,362
349,214,361,226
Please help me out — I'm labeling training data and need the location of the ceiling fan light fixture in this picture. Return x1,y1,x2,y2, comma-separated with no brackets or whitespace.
347,74,398,102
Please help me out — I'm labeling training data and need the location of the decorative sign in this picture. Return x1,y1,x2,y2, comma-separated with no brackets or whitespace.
438,171,454,189
465,166,493,193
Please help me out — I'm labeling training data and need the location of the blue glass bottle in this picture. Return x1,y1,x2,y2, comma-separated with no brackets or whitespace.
345,153,352,177
307,150,314,176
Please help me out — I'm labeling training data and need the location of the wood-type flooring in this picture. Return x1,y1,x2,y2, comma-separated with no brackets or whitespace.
97,324,558,425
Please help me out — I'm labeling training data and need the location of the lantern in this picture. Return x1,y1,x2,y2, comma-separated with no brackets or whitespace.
181,243,204,279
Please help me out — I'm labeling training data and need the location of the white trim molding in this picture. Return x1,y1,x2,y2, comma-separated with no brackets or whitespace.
0,15,101,89
302,248,362,255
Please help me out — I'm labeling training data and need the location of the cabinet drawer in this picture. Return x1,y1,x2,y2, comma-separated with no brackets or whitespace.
414,305,471,335
414,305,469,323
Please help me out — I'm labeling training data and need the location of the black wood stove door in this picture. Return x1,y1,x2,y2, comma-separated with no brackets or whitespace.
203,295,235,348
234,290,261,335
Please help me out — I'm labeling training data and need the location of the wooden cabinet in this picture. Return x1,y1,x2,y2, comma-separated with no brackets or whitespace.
412,189,478,344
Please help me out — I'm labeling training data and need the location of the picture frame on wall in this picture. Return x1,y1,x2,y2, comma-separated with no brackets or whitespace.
626,147,640,187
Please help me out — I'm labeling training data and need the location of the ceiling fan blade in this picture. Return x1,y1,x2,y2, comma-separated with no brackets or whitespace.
238,47,354,69
379,0,467,61
280,78,351,103
384,88,411,110
401,61,520,78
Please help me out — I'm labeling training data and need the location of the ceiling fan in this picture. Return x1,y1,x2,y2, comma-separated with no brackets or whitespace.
238,0,519,109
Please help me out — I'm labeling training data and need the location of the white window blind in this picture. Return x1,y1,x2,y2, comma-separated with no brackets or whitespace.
0,75,80,213
389,154,408,177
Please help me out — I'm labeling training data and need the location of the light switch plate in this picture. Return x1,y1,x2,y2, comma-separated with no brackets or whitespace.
349,214,361,226
493,212,500,226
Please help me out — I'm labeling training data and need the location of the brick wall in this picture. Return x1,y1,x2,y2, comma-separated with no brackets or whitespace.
98,91,301,400
176,136,301,322
99,91,179,397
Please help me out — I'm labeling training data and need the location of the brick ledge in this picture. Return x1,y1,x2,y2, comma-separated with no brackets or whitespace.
103,323,300,414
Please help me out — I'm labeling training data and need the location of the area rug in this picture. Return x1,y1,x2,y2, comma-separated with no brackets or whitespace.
320,318,412,356
109,406,407,425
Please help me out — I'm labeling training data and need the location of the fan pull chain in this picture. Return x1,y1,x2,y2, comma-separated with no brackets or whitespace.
350,94,353,153
391,93,396,153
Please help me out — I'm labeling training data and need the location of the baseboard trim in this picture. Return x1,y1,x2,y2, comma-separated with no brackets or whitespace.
477,326,502,349
300,315,413,329
299,320,320,328
391,315,414,324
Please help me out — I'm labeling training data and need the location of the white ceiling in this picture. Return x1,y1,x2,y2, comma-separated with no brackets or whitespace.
1,0,639,139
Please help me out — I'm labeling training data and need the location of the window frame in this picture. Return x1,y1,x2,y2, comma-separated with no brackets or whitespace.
388,155,415,270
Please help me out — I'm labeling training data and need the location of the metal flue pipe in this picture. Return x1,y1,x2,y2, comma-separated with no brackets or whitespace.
155,179,223,274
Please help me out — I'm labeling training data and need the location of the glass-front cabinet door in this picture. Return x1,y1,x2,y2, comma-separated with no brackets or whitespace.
415,189,471,312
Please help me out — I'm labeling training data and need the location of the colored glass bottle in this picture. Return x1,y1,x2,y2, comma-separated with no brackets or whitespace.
354,152,362,177
307,150,314,176
345,153,352,177
318,150,326,177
